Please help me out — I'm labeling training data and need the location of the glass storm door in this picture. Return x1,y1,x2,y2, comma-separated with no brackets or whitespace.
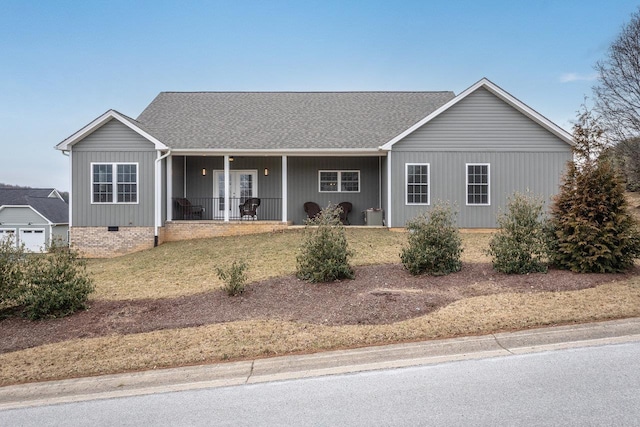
213,170,257,218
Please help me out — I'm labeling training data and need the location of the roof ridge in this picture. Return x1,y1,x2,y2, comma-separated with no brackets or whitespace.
156,91,455,94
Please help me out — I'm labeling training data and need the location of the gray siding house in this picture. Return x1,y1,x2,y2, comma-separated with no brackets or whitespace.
0,188,69,252
55,78,573,257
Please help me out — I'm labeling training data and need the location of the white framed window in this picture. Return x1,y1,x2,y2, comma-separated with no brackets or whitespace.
91,163,138,204
318,170,360,192
406,163,430,205
466,163,490,205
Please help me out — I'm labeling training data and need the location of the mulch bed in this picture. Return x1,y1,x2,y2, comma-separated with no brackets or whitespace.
1,263,635,354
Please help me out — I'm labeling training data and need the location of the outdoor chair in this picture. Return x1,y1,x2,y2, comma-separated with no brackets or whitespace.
337,201,352,225
174,198,204,219
304,201,322,219
239,197,261,219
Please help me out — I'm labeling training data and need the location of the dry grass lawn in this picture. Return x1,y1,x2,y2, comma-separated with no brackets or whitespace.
88,229,490,300
2,227,639,386
2,278,639,385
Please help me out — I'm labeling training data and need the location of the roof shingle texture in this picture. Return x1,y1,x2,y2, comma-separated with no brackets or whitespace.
136,92,455,150
0,188,68,224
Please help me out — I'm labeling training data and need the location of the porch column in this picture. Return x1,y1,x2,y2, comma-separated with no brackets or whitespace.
386,151,392,227
166,155,173,221
224,155,230,222
281,155,287,222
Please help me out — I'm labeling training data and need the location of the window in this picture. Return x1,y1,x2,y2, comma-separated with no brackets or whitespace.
466,163,490,205
92,163,138,203
406,163,429,205
319,170,360,192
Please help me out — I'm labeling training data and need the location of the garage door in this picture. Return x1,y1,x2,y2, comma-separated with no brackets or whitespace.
20,229,46,252
0,228,17,246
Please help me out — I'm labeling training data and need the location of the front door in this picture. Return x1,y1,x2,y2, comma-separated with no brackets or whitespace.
213,170,258,219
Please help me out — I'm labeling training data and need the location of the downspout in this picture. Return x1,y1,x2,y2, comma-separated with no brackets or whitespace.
155,150,172,246
378,155,382,209
62,150,71,247
386,150,392,228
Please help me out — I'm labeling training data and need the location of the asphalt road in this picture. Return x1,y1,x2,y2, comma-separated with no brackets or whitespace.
2,341,639,426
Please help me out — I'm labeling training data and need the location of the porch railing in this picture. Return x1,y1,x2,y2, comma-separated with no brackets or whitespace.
172,197,283,221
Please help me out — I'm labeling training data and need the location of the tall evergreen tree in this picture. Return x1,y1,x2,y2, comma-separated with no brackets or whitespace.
549,110,640,273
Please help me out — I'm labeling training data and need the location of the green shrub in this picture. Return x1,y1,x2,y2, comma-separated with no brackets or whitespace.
401,202,462,276
549,160,640,273
216,260,248,296
296,204,354,282
21,243,94,320
0,235,27,310
487,192,550,274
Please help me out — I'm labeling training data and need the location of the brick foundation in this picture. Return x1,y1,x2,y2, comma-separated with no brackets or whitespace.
70,226,159,258
70,221,291,258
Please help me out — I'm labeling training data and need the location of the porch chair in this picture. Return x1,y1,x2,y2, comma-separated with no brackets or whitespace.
239,198,261,220
174,198,204,220
303,201,322,219
337,201,352,225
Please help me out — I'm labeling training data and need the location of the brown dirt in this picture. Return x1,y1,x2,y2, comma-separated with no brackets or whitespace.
1,262,636,355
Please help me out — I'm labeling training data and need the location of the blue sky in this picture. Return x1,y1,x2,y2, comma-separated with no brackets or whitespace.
1,0,638,191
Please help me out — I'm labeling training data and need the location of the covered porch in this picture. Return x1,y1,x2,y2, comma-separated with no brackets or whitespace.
165,153,387,226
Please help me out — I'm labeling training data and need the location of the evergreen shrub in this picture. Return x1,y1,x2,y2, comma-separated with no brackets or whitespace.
296,204,354,282
549,160,640,272
400,202,462,276
487,192,550,274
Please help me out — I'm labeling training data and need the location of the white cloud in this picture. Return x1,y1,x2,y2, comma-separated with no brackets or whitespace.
559,72,598,83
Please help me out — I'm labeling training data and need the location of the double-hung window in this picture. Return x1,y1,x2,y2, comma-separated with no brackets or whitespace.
92,163,138,203
466,163,490,205
319,170,360,192
406,163,429,205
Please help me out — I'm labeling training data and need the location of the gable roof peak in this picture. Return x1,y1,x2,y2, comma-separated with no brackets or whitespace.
381,78,574,149
55,109,168,151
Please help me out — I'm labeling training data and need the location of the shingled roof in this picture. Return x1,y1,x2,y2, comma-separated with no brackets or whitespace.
0,188,68,224
136,91,455,151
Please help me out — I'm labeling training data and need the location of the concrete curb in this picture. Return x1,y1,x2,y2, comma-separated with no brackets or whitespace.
1,317,640,410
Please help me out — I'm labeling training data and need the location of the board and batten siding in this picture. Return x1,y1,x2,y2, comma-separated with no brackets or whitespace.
393,87,570,153
71,119,157,227
287,156,382,225
389,87,573,228
390,151,571,227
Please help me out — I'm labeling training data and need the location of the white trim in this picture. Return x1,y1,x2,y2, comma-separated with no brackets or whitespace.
183,156,187,197
169,148,386,157
405,163,430,206
318,170,361,193
56,110,168,151
223,156,230,222
465,163,491,206
155,150,171,238
378,156,382,209
68,150,73,227
47,189,64,200
166,155,173,221
90,162,139,205
282,155,288,222
380,78,574,150
386,151,392,227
